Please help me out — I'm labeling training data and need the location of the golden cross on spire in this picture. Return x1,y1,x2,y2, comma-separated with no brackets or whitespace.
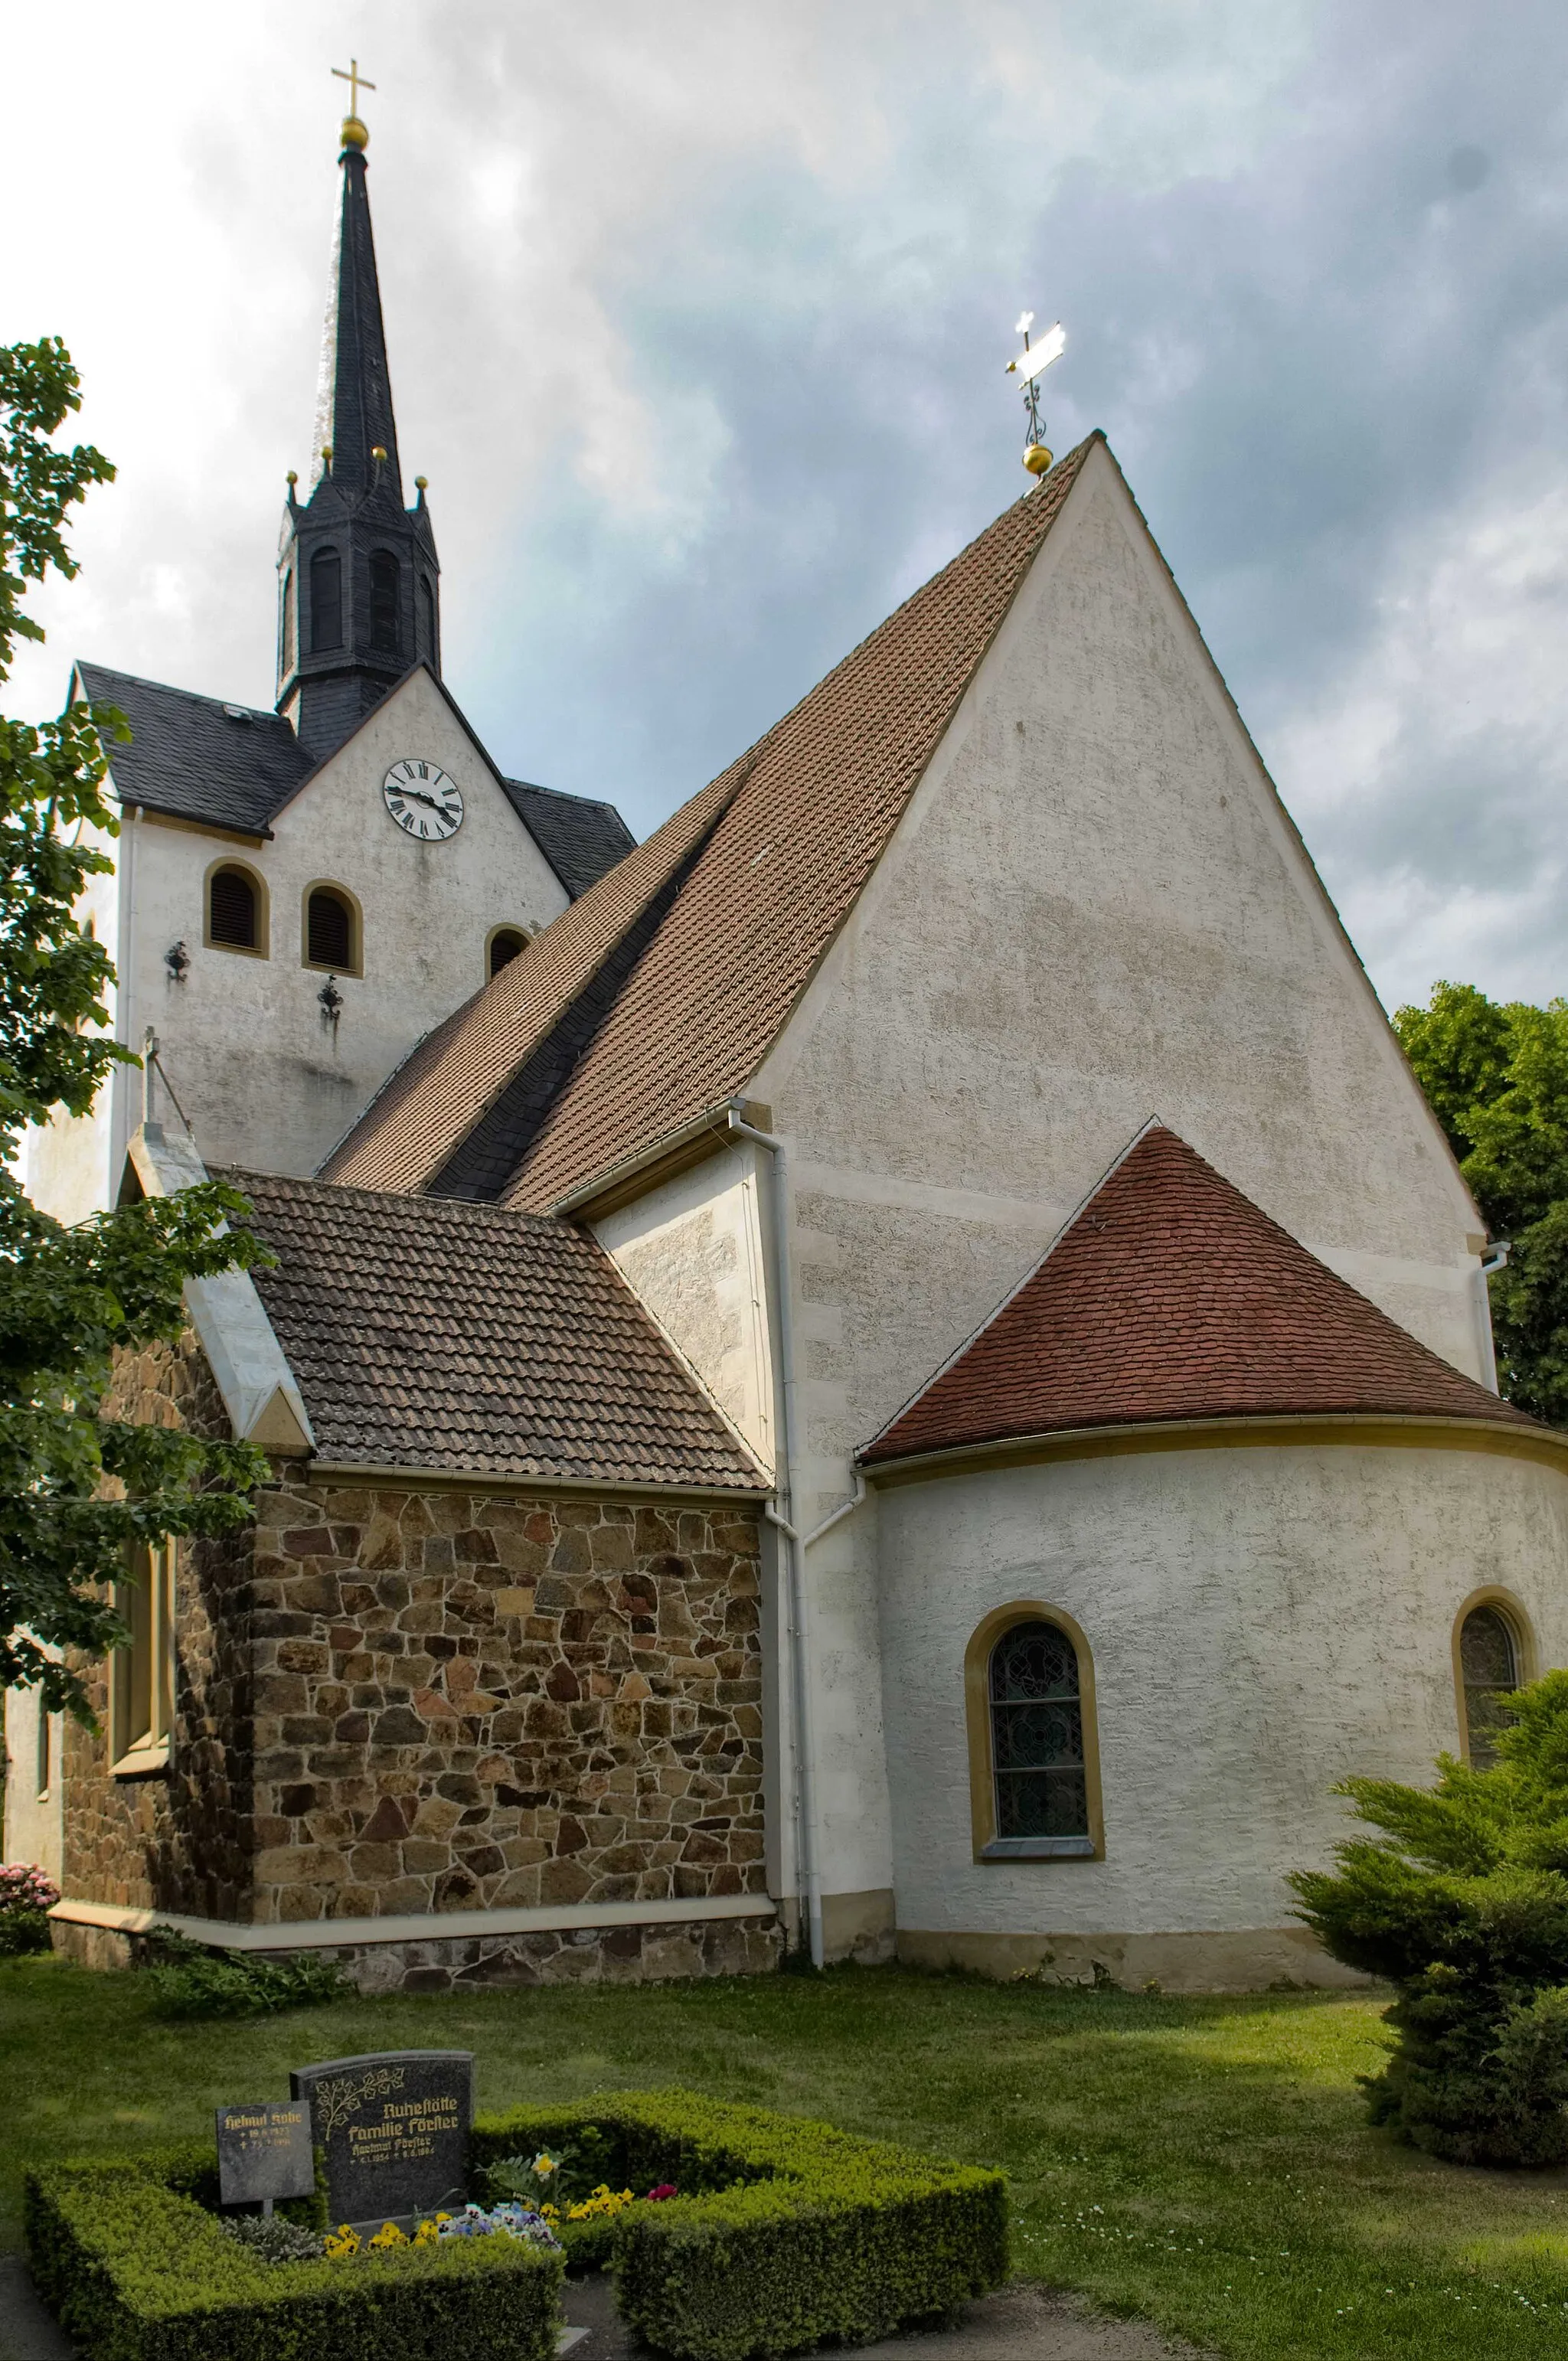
332,57,376,148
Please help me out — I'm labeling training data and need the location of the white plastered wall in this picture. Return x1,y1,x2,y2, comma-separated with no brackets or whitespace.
593,1145,776,1476
26,668,570,1212
874,1440,1568,1951
741,442,1492,1936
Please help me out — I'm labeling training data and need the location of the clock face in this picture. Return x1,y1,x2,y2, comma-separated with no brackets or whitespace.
382,758,464,841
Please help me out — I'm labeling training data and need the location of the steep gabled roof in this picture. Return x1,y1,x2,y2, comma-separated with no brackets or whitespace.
499,777,637,899
318,766,745,1191
861,1124,1539,1467
501,439,1097,1211
77,664,312,835
229,1168,766,1491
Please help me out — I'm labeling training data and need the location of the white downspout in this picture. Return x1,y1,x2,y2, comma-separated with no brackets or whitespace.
726,1105,825,1970
1476,1240,1511,1393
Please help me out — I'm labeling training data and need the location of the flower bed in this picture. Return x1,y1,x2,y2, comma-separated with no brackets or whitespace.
473,2089,1010,2359
23,2089,1007,2361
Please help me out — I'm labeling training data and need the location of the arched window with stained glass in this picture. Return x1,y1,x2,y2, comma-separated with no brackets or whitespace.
985,1617,1096,1858
1459,1602,1523,1768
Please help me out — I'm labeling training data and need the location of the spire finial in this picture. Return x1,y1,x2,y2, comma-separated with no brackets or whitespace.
332,56,376,151
1005,312,1067,477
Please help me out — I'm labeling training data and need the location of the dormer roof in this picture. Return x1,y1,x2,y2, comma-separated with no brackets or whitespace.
860,1124,1540,1468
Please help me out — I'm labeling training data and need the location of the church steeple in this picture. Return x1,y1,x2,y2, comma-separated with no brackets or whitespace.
276,99,441,754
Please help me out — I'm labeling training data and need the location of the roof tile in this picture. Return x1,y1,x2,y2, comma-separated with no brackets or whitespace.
493,440,1096,1207
861,1124,1538,1465
227,1167,765,1489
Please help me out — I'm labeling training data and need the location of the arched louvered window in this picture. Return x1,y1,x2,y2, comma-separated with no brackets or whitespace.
305,886,356,972
370,550,400,656
1459,1603,1521,1768
420,574,437,667
489,927,528,979
208,865,263,953
310,547,343,651
988,1618,1093,1854
279,568,296,678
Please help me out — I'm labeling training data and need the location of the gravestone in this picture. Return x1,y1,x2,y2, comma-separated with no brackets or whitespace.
214,2101,316,2211
291,2049,474,2229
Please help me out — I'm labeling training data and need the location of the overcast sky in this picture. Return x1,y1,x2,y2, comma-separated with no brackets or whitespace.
7,2,1567,1014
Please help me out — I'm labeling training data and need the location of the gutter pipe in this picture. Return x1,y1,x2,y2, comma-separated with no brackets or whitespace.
726,1104,831,1970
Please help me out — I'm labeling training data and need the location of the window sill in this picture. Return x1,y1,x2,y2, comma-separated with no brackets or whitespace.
111,1745,170,1781
981,1836,1096,1860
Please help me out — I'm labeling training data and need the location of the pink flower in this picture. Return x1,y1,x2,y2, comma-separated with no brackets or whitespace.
645,2185,678,2202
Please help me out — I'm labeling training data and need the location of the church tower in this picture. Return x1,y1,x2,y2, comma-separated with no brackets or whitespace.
276,107,440,755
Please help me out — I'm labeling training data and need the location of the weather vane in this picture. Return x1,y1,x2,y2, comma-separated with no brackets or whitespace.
1005,313,1067,477
332,57,377,150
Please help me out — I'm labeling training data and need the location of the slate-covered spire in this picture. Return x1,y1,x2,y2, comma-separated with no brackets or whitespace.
309,136,402,499
276,112,441,755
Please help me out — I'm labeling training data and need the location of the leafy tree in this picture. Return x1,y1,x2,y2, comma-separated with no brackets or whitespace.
1292,1673,1568,2166
1394,981,1568,1423
1,338,268,1723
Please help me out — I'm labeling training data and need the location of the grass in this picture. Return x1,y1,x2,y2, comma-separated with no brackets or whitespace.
5,1956,1568,2359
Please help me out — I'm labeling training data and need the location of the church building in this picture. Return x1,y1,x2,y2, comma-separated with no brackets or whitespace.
11,97,1568,1993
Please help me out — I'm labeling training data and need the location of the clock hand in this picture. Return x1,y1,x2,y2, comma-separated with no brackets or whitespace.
397,786,449,813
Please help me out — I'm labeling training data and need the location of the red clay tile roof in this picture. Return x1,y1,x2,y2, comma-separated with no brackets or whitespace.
861,1124,1539,1466
499,439,1099,1210
318,768,745,1193
227,1169,766,1491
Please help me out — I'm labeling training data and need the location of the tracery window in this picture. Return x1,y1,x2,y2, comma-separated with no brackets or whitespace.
112,1542,175,1772
208,864,264,954
370,550,400,656
1459,1604,1521,1768
310,547,342,651
987,1618,1094,1856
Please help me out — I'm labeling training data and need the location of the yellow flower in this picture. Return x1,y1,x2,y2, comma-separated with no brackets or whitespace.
369,2222,408,2248
324,2224,361,2260
531,2152,558,2176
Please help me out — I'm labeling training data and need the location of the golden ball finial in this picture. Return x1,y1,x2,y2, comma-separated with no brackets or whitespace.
340,114,369,152
415,475,428,491
286,469,298,488
1023,442,1054,478
371,445,388,465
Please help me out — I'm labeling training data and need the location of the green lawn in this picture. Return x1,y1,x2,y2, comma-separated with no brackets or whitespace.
5,1955,1568,2359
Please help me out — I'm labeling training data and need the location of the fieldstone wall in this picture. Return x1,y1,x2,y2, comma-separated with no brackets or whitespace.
250,1475,770,1934
59,1334,253,1923
55,1336,776,1986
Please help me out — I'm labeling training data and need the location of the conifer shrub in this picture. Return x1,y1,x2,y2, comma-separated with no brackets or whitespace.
1292,1669,1568,2166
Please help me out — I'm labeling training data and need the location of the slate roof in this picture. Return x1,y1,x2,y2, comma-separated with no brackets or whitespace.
74,661,635,898
501,778,637,900
860,1124,1540,1467
319,766,746,1192
502,439,1098,1212
226,1167,766,1490
77,664,312,836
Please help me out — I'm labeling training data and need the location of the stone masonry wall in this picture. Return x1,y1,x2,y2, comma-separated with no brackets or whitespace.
60,1334,253,1920
56,1335,778,1989
250,1474,770,1932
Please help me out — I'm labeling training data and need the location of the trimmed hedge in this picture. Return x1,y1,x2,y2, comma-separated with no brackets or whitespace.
474,2089,1009,2360
24,2150,563,2361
